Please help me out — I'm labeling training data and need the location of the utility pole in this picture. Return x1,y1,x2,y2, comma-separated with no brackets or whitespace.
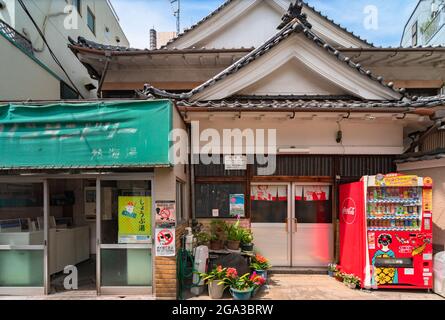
170,0,180,34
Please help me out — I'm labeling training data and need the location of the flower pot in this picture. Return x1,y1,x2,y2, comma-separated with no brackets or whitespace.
347,283,357,289
230,287,253,300
328,270,334,277
241,242,254,252
255,270,268,282
209,240,224,251
251,286,264,298
208,281,225,299
227,240,240,250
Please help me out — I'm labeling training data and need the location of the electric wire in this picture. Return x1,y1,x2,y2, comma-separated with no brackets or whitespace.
17,0,85,99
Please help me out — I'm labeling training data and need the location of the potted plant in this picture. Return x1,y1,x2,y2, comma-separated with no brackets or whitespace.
198,265,227,299
210,220,227,241
209,234,225,250
250,271,266,298
343,274,361,289
219,268,254,300
195,231,211,247
327,263,338,277
240,229,254,252
225,220,244,250
250,254,271,281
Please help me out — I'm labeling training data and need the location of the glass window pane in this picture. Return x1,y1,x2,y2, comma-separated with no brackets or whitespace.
0,182,44,288
101,249,152,286
100,180,152,244
0,250,44,287
295,186,332,224
195,183,245,218
251,185,288,223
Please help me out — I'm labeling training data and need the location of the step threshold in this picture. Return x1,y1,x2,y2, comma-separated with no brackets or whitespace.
270,266,328,275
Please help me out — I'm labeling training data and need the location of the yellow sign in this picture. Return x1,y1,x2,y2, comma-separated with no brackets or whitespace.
376,174,419,187
423,188,433,213
118,196,151,243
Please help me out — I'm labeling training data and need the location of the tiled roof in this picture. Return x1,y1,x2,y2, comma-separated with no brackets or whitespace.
172,95,445,110
141,2,405,101
395,149,445,164
161,0,373,49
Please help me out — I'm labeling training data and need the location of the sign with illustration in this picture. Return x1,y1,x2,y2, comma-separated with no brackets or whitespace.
118,196,151,244
374,174,419,187
229,194,245,217
155,228,176,257
155,200,176,227
371,234,398,286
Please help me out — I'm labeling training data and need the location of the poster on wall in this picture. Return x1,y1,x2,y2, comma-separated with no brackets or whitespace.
303,186,330,201
155,200,176,227
118,196,152,244
229,194,245,217
155,228,176,257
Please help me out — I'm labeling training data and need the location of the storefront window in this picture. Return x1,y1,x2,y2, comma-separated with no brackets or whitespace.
195,183,245,218
99,179,153,288
0,183,44,288
295,186,332,223
251,185,288,223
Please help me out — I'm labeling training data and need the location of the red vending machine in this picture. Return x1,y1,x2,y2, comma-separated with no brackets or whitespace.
339,174,433,289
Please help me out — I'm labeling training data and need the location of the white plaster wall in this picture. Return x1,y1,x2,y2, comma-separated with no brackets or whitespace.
239,58,348,96
398,164,445,249
0,0,128,99
0,35,60,100
192,117,404,155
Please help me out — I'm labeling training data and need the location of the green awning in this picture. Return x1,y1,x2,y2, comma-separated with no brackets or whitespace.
0,100,173,169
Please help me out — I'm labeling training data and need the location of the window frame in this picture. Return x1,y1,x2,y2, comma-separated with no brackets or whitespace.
87,6,96,36
176,180,187,223
72,0,81,16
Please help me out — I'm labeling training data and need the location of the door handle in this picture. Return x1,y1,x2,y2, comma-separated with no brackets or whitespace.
285,218,289,233
293,218,298,233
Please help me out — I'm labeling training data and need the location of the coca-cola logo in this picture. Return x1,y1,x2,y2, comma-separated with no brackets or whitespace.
341,198,357,225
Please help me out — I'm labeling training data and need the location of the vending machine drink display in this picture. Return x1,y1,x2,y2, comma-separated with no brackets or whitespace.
339,174,433,289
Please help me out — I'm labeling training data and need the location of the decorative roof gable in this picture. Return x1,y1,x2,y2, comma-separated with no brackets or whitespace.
142,2,404,102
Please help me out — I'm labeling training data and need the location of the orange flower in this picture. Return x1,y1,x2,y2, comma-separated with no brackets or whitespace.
255,254,268,264
216,265,223,273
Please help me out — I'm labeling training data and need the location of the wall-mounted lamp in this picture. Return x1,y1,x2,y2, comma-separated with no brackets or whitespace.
278,147,310,154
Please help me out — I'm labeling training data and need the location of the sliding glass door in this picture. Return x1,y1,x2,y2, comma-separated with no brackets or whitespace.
97,176,153,295
0,180,48,295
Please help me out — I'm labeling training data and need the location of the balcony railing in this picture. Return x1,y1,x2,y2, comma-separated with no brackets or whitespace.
421,5,445,45
0,18,34,56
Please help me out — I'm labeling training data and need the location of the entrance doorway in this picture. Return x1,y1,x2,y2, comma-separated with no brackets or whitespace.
251,183,334,267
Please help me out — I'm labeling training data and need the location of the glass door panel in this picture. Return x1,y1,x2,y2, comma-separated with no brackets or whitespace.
251,184,291,267
98,178,153,294
0,182,47,294
292,184,334,267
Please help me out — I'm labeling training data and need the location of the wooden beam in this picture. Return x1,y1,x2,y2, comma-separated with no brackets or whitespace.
101,81,203,91
391,80,444,89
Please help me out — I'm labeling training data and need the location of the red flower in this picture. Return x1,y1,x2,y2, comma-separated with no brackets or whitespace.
254,276,266,286
226,268,238,279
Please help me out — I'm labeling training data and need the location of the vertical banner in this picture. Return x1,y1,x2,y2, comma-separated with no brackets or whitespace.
230,194,245,217
155,200,176,227
155,228,176,257
118,196,151,244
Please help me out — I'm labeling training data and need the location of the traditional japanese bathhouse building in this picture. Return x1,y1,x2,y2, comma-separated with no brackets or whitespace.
68,1,445,275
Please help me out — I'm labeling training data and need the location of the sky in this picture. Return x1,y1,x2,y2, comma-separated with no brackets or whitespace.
111,0,419,49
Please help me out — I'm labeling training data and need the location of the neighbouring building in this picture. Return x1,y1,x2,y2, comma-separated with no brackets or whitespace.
0,0,129,100
2,0,445,299
401,0,445,47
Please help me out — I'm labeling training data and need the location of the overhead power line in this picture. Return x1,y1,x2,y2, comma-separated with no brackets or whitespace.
17,0,85,99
